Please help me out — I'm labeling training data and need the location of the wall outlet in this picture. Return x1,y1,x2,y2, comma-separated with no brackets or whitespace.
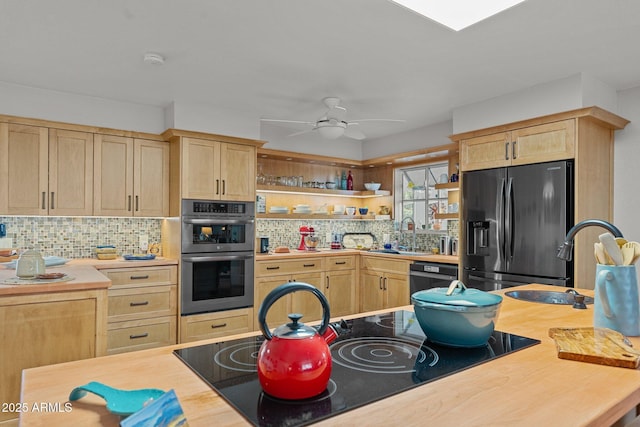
139,234,149,252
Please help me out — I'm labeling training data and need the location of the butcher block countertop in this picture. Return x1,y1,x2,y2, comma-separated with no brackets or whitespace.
19,284,640,427
0,257,177,297
0,265,111,297
256,248,459,264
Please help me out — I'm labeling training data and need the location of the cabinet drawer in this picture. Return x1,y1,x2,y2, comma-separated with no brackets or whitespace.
180,308,253,343
256,258,323,276
108,285,176,321
360,256,410,275
107,316,176,355
325,255,356,270
102,266,177,288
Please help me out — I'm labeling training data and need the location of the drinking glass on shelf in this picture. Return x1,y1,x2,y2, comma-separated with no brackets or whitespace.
256,164,265,185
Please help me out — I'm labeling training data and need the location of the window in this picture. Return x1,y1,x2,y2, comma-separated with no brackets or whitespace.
394,162,449,231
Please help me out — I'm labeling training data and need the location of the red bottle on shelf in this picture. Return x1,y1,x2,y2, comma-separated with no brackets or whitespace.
347,170,353,190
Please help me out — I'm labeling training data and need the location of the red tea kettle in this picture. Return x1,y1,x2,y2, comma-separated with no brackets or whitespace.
257,282,347,400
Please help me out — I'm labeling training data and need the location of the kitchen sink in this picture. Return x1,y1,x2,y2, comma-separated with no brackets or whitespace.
505,290,594,305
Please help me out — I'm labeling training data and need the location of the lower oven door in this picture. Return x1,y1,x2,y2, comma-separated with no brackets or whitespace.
181,251,254,315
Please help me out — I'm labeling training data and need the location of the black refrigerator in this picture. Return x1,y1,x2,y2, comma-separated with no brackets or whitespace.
462,160,573,290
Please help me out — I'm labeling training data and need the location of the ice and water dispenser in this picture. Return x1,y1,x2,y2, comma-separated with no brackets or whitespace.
467,221,491,256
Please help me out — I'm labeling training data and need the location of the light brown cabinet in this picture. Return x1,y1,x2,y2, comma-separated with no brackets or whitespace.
254,258,324,329
94,135,169,216
360,255,410,312
0,289,107,423
323,255,358,317
103,265,177,354
179,307,254,343
181,137,256,201
460,119,575,172
0,123,93,215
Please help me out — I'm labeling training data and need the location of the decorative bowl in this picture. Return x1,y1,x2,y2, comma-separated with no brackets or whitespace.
359,207,369,215
325,182,337,189
364,183,381,191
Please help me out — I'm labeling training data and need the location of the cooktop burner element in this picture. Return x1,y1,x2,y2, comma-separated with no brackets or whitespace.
174,310,540,426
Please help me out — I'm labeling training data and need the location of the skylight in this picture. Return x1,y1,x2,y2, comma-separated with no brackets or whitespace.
389,0,526,31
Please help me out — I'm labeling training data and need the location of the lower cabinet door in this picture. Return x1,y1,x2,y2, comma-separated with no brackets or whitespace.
325,270,357,317
361,271,385,312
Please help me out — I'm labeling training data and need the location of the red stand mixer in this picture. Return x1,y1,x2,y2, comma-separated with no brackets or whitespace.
298,226,318,251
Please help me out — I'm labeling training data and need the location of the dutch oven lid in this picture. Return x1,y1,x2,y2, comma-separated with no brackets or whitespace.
411,280,502,307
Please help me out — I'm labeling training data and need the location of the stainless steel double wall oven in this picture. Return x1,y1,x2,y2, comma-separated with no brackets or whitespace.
181,199,255,315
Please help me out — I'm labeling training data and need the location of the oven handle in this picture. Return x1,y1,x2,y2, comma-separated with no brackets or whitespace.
182,254,254,263
183,218,254,225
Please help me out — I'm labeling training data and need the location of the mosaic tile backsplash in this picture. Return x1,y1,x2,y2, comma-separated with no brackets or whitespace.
256,219,459,252
0,216,163,259
0,216,457,259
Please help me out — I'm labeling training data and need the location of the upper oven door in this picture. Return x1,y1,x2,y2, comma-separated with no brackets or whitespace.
182,216,255,253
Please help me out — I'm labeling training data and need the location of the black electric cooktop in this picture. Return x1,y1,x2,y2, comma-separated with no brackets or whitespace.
174,310,539,427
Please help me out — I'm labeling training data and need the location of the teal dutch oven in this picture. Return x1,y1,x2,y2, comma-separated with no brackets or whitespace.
411,280,503,347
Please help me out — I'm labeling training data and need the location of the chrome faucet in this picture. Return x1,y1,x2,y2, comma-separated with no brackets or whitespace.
557,219,624,261
400,216,416,252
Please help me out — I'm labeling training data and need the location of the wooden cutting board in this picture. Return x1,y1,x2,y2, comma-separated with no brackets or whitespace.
549,327,640,369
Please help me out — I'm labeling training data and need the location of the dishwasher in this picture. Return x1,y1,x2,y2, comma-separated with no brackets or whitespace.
409,261,458,299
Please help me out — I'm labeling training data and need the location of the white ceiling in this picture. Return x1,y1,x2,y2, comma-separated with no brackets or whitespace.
1,0,640,141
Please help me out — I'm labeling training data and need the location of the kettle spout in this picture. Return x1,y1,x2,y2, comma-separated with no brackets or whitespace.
319,319,351,345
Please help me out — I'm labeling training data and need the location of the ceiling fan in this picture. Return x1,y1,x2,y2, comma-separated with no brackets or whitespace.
260,97,405,140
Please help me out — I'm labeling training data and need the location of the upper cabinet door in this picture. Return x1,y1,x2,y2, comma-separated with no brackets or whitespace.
94,134,134,216
181,137,221,200
220,143,255,201
460,132,510,172
511,120,575,166
0,123,48,215
134,139,169,217
48,129,94,216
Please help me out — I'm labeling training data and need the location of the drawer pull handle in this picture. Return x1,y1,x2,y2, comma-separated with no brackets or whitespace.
129,301,149,307
130,275,150,280
211,323,227,329
129,333,149,339
266,266,280,270
303,263,315,267
335,261,346,265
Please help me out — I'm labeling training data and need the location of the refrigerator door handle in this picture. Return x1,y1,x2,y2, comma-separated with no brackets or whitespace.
505,177,514,262
497,178,506,264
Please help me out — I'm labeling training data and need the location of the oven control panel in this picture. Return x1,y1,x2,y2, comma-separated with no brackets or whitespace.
184,199,254,216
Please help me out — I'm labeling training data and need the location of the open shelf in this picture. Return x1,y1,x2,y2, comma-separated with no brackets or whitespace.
257,213,377,220
434,182,459,191
256,185,390,198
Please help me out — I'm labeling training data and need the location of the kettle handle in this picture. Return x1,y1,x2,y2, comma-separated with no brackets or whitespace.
258,282,330,340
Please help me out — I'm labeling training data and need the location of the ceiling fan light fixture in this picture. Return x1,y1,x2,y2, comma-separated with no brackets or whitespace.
316,120,347,139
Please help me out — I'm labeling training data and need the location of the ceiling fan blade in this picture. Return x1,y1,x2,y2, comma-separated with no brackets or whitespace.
260,118,316,125
288,129,315,137
348,119,406,124
344,126,366,140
